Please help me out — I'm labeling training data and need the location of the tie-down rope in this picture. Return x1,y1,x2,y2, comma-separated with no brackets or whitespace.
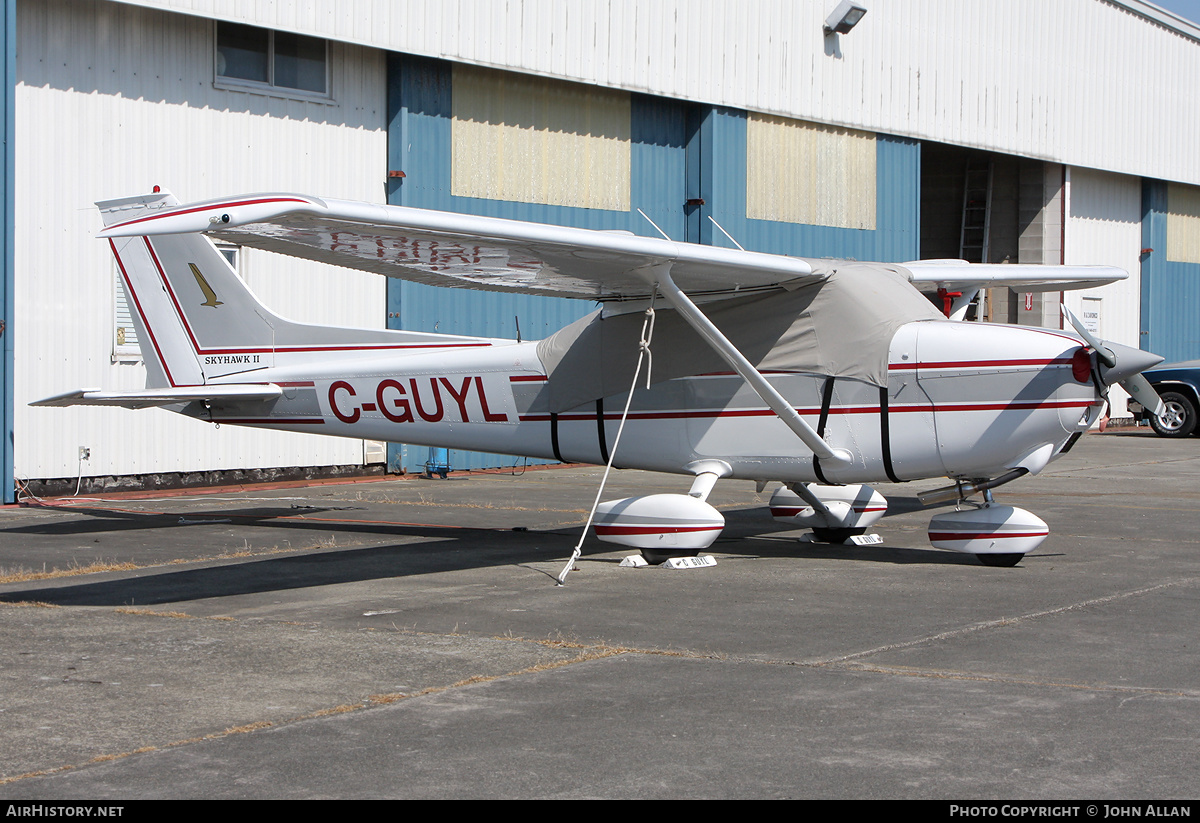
556,291,657,585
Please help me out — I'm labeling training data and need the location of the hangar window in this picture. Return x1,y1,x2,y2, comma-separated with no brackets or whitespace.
215,22,327,96
1166,182,1200,264
746,114,876,230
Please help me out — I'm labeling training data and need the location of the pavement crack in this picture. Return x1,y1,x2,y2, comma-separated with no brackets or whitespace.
801,578,1197,667
823,661,1200,698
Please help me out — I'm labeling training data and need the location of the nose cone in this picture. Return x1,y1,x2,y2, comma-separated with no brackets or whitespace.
1099,342,1164,385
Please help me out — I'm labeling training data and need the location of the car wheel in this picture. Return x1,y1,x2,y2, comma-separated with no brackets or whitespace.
1150,391,1197,438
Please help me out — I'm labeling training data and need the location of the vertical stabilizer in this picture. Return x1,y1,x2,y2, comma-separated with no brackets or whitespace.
101,189,286,385
97,189,499,388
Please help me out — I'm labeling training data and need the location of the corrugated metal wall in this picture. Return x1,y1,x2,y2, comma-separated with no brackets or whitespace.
1063,167,1143,414
1064,167,1142,346
16,0,388,481
115,0,1200,189
1,0,12,501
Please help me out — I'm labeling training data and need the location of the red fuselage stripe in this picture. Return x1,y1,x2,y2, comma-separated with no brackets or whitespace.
594,525,722,535
215,418,326,425
890,357,1074,371
518,399,1093,423
929,531,1048,541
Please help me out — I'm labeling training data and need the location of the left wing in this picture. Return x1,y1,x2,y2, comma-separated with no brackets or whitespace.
99,193,818,300
97,193,1127,298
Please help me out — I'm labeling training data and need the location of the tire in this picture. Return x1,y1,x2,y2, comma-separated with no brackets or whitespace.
640,548,700,565
810,527,867,544
1150,391,1197,438
977,553,1024,568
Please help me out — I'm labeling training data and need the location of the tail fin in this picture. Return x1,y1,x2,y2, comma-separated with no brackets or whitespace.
98,190,491,387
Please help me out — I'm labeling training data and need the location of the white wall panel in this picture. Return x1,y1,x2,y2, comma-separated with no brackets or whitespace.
114,0,1200,187
17,0,387,480
1063,167,1143,416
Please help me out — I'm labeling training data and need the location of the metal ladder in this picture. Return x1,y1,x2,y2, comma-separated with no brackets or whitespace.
959,157,993,263
958,157,994,320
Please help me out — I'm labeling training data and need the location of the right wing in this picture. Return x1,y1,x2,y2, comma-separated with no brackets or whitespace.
902,259,1127,293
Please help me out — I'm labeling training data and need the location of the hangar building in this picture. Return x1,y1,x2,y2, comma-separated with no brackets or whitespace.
2,0,1198,499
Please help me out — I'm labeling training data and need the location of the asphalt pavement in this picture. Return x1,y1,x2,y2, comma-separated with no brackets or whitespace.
0,429,1196,799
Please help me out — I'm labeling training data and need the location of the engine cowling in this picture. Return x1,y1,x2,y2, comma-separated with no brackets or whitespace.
593,494,725,553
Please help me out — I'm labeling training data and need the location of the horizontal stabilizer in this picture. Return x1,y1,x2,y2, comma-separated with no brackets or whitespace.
903,260,1127,293
32,384,283,410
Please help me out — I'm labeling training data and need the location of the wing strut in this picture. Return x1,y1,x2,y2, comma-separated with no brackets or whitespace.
650,265,853,468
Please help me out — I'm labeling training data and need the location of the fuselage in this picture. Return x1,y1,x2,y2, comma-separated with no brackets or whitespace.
198,318,1100,486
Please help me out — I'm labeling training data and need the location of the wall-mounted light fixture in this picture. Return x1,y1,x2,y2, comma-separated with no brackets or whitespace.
824,0,867,34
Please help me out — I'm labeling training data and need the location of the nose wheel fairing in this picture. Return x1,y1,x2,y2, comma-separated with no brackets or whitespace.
928,504,1049,558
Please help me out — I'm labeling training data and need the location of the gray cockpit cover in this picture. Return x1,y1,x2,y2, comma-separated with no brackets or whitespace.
534,262,943,413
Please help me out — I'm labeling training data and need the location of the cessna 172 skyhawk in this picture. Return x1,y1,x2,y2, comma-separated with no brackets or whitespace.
36,189,1165,568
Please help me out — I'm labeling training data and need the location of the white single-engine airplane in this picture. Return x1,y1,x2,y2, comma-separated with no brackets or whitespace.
36,189,1165,568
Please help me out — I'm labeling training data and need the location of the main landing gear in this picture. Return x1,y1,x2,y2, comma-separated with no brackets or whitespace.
769,483,888,545
590,462,729,565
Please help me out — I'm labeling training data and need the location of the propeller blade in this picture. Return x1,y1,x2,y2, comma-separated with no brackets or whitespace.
1122,371,1165,418
1061,304,1115,367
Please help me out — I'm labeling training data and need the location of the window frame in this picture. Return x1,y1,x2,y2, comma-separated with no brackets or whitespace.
112,265,142,362
213,21,331,101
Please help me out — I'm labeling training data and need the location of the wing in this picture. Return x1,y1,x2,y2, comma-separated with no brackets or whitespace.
98,193,818,300
903,259,1127,293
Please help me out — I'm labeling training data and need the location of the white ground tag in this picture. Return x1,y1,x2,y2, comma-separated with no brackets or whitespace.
661,555,717,569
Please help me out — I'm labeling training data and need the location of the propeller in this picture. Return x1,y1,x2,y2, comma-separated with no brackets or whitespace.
1061,305,1165,417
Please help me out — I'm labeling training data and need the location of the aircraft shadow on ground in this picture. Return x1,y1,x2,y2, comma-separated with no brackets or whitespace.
0,496,981,606
0,529,573,607
0,505,364,537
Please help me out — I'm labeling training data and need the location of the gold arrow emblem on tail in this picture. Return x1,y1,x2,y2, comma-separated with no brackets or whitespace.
189,263,223,308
